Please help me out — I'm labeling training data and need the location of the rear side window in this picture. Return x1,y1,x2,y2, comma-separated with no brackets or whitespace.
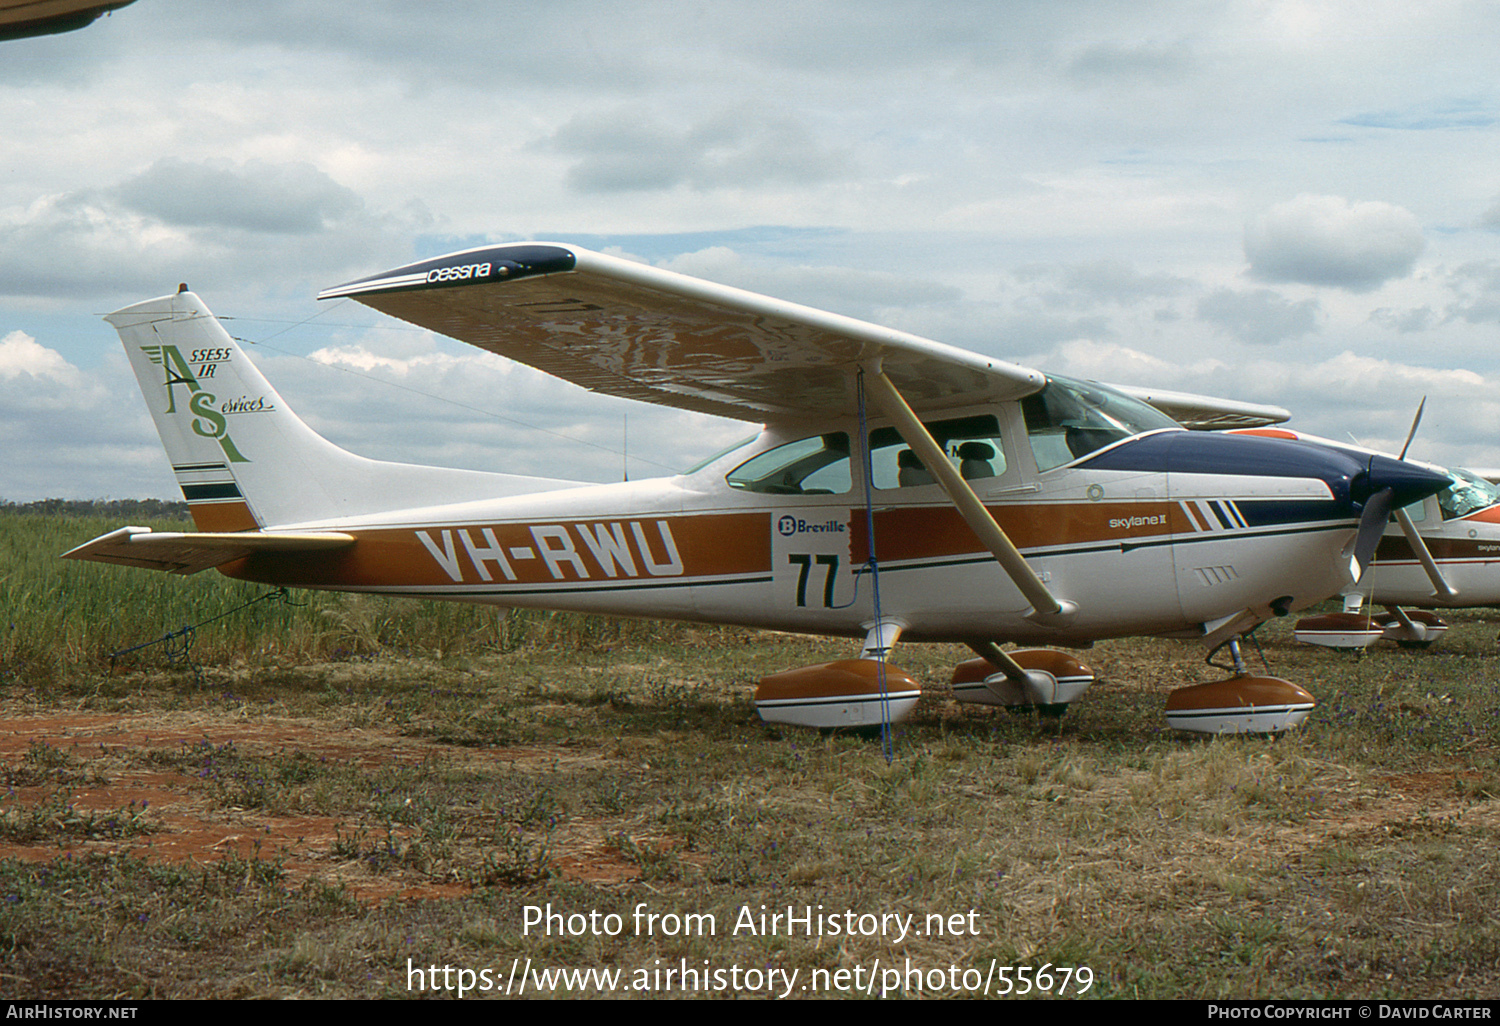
726,433,851,495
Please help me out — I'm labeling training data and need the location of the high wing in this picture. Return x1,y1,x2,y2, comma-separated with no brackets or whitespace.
1111,384,1290,431
0,0,134,40
319,243,1046,422
63,527,355,576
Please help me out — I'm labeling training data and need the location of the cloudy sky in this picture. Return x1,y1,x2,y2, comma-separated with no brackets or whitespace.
4,0,1500,501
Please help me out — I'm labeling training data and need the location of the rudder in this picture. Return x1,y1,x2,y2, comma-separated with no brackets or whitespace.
109,288,276,530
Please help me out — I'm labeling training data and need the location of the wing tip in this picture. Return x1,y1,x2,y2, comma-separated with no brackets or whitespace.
318,243,579,301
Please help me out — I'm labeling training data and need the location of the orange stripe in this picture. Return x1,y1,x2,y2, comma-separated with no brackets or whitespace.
850,501,1185,563
1230,428,1300,440
221,512,771,588
189,501,258,532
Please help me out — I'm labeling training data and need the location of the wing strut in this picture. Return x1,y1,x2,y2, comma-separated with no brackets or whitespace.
860,365,1075,625
1392,508,1458,599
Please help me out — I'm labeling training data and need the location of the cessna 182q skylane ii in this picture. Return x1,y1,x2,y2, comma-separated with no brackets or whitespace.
1227,426,1500,652
64,243,1450,734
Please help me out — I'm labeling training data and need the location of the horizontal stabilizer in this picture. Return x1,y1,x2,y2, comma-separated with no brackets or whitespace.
62,526,355,576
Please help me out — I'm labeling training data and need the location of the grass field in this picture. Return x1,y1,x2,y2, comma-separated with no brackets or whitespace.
2,508,1498,999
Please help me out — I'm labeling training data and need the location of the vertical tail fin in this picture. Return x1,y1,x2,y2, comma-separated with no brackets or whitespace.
107,289,586,529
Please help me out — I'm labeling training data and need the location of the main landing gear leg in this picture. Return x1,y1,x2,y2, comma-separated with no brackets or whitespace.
949,642,1095,714
1226,638,1248,676
1378,606,1448,650
752,619,921,730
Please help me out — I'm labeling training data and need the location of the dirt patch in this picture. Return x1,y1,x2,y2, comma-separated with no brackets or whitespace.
0,710,638,901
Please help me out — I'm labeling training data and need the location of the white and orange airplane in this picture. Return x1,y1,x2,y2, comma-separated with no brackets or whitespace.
64,243,1451,733
1231,425,1500,651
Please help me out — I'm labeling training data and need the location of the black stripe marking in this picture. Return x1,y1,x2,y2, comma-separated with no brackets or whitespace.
181,483,242,501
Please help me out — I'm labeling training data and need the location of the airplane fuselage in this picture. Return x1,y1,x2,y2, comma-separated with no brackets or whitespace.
211,419,1381,647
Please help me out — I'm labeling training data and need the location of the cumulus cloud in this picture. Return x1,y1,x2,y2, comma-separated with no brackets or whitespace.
1480,196,1500,232
0,159,422,301
545,107,852,193
1440,260,1500,325
112,159,363,234
659,247,959,319
1013,259,1191,310
1245,194,1425,291
1197,288,1320,345
0,341,170,500
1240,352,1497,465
1370,306,1438,333
0,330,80,381
1037,338,1227,388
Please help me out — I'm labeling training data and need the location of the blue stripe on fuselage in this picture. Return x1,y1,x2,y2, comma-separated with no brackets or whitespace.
1079,431,1362,505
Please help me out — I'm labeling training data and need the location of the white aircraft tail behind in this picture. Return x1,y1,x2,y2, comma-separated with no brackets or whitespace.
107,288,586,531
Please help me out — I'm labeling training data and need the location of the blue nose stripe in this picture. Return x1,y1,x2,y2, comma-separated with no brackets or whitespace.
1083,432,1447,510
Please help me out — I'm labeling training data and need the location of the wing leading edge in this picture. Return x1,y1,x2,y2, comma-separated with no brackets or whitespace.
319,243,1047,422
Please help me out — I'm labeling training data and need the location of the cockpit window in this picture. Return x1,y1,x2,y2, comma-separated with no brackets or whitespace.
1021,374,1180,471
726,433,851,495
1438,467,1500,520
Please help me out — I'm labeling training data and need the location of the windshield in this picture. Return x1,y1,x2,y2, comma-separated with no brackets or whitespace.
1021,374,1181,471
682,433,758,475
1439,467,1500,520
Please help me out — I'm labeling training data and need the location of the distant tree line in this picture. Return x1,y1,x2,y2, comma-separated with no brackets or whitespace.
1,498,189,518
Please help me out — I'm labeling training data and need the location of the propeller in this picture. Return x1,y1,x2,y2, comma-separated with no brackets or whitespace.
1358,398,1458,598
1352,484,1394,574
1398,396,1426,461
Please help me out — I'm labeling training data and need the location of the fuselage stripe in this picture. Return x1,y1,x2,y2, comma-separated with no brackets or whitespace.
870,520,1355,573
359,573,774,599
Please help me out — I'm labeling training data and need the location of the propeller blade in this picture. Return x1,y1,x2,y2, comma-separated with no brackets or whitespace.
1353,486,1394,575
1398,396,1426,461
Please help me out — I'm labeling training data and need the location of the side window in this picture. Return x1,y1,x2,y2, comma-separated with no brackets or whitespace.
726,433,851,495
868,415,1006,490
1397,499,1427,525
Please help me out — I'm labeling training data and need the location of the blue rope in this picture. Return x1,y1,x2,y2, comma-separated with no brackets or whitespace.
855,369,894,763
110,587,302,683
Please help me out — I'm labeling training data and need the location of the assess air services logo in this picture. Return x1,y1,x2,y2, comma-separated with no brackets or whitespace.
141,344,273,464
